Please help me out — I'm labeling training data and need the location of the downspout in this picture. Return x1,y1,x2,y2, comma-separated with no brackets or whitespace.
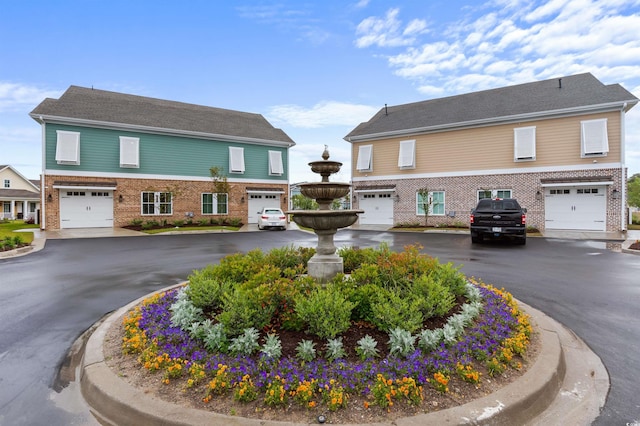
40,116,46,230
620,104,627,231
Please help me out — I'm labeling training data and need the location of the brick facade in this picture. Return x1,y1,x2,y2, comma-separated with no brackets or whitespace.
42,174,288,230
353,167,624,231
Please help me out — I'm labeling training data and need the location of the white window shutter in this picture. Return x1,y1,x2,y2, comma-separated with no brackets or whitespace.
269,150,283,175
514,127,536,160
119,137,140,167
581,119,608,155
398,140,416,168
356,145,373,171
55,131,80,164
229,147,245,173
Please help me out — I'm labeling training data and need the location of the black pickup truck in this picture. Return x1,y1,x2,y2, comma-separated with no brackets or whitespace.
470,198,527,245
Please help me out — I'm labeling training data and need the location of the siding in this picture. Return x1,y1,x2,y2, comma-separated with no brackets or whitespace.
45,124,289,180
351,112,622,178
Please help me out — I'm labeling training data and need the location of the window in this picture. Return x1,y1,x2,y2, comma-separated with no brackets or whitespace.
268,150,284,176
3,179,9,188
417,191,445,216
356,145,373,172
202,193,228,215
120,136,140,168
514,126,536,161
229,147,245,173
581,119,609,157
29,202,36,213
577,188,599,194
141,192,172,215
478,189,512,201
55,130,80,164
398,139,416,169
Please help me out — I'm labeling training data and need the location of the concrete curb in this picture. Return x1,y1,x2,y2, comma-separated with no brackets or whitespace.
79,288,607,426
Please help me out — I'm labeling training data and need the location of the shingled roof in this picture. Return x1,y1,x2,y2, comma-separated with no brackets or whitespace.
345,73,638,141
30,86,294,145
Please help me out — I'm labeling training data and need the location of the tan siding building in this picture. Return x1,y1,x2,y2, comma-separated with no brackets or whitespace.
346,74,637,233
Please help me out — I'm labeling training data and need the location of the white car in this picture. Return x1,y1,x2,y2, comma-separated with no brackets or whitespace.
257,207,287,230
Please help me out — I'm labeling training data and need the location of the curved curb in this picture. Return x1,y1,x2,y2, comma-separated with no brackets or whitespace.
80,290,603,426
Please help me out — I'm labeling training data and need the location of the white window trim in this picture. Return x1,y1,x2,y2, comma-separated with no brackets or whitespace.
514,126,536,161
119,136,140,168
3,179,9,188
55,130,80,165
229,147,245,173
477,189,512,201
268,150,284,176
201,193,229,215
356,144,373,172
398,139,416,169
141,191,172,216
416,191,445,216
581,118,609,157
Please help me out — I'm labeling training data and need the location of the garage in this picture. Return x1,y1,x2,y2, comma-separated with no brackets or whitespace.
357,192,394,225
544,185,607,231
247,191,282,223
59,190,114,229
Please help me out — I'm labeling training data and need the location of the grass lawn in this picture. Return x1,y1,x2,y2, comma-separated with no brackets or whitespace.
142,225,241,234
0,220,39,244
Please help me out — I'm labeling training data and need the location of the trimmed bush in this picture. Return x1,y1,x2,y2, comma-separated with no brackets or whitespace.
294,284,355,339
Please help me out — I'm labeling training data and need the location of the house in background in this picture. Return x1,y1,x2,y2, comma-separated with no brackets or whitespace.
0,165,40,222
345,73,638,233
30,86,294,230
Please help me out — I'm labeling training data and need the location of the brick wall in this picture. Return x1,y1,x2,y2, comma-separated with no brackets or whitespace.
354,167,624,232
42,175,288,230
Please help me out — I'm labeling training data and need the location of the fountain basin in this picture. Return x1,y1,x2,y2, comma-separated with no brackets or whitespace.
299,182,351,203
309,160,342,178
288,209,363,231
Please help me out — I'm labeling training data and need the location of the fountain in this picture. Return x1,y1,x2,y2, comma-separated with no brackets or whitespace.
288,147,364,283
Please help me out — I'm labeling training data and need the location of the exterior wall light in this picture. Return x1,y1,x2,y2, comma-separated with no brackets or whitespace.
535,190,542,200
612,188,620,199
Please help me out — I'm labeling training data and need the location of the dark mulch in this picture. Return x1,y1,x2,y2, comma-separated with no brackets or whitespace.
630,241,640,250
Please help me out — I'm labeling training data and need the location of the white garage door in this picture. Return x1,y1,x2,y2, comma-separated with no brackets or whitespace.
544,186,606,231
358,193,394,225
60,190,114,228
248,194,281,223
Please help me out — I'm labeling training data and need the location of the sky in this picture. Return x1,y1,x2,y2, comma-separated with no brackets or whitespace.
1,0,639,184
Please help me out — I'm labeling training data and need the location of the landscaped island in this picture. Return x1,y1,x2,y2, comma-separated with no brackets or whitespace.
113,244,533,423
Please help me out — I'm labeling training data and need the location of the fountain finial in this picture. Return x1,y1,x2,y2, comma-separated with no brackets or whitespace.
322,145,330,160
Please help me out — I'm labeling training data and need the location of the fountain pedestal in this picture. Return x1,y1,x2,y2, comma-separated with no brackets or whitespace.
287,147,363,283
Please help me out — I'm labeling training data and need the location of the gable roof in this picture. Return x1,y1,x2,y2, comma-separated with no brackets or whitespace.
30,86,294,146
345,73,638,141
0,165,40,192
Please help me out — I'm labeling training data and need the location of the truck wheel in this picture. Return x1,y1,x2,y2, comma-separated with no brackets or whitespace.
471,235,481,244
517,237,526,245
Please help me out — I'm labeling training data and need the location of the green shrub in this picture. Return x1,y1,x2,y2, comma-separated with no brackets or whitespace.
130,218,143,226
210,249,266,283
12,235,23,246
265,245,314,271
172,219,185,227
142,220,159,230
228,328,260,356
2,236,16,250
429,262,467,296
229,217,242,227
217,286,274,336
411,274,456,319
370,290,424,333
294,285,355,339
348,283,381,322
198,218,209,226
187,266,232,309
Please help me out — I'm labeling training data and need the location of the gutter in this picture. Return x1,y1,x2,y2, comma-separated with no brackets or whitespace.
29,114,295,148
344,99,639,142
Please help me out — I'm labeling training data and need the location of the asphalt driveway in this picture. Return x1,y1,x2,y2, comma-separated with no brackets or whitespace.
0,230,638,425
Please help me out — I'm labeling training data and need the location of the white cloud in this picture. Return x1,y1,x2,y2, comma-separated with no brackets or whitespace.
0,82,61,112
355,8,427,48
266,101,379,129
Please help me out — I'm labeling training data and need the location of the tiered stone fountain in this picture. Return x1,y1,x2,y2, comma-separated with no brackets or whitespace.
288,147,363,283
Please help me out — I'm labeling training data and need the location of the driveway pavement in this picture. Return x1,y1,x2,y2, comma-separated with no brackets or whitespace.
0,227,638,425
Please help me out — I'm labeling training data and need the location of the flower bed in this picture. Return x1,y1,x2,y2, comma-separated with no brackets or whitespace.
116,244,533,421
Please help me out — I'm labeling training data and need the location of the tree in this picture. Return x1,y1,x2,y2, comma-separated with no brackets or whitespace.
628,173,640,208
210,166,230,194
292,194,318,210
417,188,432,227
